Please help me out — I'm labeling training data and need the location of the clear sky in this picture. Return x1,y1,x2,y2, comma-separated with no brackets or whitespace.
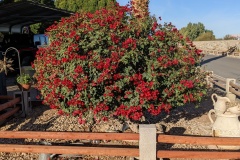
117,0,240,39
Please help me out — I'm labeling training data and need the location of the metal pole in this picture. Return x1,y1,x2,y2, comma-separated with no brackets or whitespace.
2,47,26,116
3,47,22,75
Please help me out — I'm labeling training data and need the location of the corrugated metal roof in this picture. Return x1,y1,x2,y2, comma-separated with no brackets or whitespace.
0,1,73,33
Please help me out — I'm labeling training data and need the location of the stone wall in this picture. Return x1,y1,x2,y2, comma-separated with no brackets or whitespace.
193,40,240,52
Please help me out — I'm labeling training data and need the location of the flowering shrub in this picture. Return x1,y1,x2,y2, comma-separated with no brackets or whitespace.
33,4,207,124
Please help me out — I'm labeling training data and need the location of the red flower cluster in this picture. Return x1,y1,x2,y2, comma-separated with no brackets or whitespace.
180,80,194,89
114,104,143,121
183,56,195,65
148,103,171,115
111,34,120,44
157,56,179,68
195,49,202,55
136,81,159,102
183,93,195,103
122,38,137,49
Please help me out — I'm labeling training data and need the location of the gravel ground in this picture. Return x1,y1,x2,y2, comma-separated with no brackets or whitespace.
0,85,239,160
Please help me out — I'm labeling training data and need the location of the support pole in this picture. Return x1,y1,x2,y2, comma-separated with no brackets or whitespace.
207,71,214,88
139,124,156,160
226,78,236,102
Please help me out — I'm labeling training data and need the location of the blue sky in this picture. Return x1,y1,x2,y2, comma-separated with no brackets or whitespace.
117,0,240,39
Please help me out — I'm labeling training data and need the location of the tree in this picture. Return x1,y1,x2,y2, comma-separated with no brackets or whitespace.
54,0,116,13
54,0,69,11
29,0,55,34
195,31,215,41
223,34,237,40
30,22,54,34
131,0,149,24
179,22,213,41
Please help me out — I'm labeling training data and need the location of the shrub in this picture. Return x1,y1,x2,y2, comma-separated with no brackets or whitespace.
195,31,215,41
33,4,207,124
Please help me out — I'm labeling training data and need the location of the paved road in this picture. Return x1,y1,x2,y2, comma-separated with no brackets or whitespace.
201,55,240,83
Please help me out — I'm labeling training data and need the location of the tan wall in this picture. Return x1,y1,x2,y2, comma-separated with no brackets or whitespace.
193,40,240,52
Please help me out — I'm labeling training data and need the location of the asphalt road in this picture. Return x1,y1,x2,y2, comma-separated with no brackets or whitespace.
201,55,240,83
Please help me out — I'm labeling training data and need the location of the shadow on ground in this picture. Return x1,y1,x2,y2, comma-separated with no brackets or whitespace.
0,105,58,131
201,55,226,65
142,88,226,124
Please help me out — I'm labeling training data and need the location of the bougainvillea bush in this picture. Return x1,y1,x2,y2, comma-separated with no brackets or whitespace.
33,4,207,124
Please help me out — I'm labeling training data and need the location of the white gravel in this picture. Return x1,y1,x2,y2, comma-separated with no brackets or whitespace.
0,87,239,160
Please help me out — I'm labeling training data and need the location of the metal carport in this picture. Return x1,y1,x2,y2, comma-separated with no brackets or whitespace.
0,1,72,33
0,1,72,96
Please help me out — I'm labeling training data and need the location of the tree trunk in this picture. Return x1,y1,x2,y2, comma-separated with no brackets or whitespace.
131,0,149,23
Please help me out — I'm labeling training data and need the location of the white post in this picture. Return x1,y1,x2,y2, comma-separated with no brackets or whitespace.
207,71,214,88
206,75,211,87
139,124,156,160
226,78,236,102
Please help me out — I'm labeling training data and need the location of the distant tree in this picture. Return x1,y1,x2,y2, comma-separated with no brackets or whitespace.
82,0,98,13
30,22,54,34
223,34,237,40
180,22,212,41
29,0,55,34
96,0,115,10
55,0,116,13
54,0,68,10
195,31,215,41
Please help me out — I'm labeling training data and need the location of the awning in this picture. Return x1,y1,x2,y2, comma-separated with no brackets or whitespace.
0,1,73,33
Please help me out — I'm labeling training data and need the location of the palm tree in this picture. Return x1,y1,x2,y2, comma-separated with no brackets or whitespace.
131,0,149,23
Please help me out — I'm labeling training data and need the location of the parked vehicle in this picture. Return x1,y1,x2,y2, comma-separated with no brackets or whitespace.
33,34,49,48
0,33,48,73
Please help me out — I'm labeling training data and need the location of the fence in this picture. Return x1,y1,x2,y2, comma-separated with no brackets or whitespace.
157,134,240,159
201,49,240,57
0,96,21,121
1,125,240,159
0,129,140,159
206,72,240,101
0,131,139,157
